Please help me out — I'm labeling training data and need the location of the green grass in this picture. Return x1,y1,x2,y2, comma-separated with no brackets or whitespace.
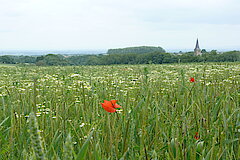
0,63,239,159
0,63,16,67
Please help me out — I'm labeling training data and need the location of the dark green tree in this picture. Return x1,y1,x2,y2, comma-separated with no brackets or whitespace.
0,55,15,64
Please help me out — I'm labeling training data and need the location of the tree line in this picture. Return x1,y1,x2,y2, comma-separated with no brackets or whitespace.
107,46,166,54
0,50,239,66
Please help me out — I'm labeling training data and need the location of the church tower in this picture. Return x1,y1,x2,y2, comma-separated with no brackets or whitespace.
194,38,202,56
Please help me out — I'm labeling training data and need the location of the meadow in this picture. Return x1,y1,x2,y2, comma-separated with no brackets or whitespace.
0,63,239,159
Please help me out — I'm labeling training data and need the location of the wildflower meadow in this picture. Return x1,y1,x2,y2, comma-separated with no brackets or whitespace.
0,63,239,159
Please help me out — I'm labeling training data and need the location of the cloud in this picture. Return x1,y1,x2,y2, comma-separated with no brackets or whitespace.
0,0,239,50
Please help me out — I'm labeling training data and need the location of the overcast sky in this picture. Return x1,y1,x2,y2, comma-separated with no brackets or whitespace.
0,0,239,51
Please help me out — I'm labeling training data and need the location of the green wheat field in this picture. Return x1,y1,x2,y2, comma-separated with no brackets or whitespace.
0,63,239,160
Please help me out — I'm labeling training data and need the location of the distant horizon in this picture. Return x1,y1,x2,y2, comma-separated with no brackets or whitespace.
0,46,239,55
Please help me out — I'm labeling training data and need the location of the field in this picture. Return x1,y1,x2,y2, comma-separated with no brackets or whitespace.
0,63,239,159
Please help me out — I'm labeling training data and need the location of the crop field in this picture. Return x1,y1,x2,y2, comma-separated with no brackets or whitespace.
0,63,239,159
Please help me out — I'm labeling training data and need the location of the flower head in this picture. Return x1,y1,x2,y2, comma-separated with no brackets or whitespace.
194,132,200,140
101,100,122,113
190,77,195,83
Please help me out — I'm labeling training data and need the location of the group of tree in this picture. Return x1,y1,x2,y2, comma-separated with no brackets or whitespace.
107,46,166,54
35,54,69,66
0,48,240,66
0,55,36,64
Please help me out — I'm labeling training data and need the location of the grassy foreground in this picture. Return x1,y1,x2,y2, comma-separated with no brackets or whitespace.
0,63,239,159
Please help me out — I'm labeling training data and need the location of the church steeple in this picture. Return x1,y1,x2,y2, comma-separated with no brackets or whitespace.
194,38,201,55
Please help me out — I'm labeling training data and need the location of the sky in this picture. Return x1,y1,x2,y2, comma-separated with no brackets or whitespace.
0,0,239,52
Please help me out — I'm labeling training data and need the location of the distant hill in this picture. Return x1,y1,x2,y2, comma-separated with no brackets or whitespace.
107,46,166,54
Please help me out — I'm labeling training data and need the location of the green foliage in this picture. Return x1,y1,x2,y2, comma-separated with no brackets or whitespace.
38,50,240,65
0,55,15,64
76,130,94,160
13,55,36,64
0,63,239,159
36,54,69,66
107,46,166,54
0,50,240,66
63,133,73,160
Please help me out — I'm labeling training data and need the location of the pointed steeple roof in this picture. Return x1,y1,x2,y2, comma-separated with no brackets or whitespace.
195,38,200,49
194,38,201,55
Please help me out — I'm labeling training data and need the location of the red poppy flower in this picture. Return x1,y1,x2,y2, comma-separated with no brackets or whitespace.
101,100,122,113
190,77,195,83
194,132,200,140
